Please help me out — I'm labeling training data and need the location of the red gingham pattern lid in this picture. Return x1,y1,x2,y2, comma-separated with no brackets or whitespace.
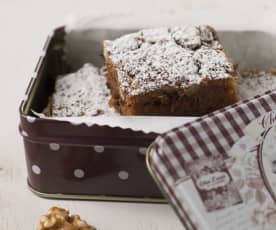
148,90,276,229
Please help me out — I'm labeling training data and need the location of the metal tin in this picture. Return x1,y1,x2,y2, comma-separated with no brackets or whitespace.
145,29,276,223
20,27,276,204
147,91,276,229
19,27,164,202
146,144,193,229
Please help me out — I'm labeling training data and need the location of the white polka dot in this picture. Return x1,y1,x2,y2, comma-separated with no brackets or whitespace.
118,170,129,180
94,145,104,153
49,143,60,151
138,147,147,155
74,169,85,178
22,130,28,137
26,116,36,123
32,165,41,175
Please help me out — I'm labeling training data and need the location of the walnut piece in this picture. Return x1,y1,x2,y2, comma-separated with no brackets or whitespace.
37,207,96,230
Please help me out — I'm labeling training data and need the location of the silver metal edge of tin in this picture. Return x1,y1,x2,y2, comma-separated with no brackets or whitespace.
27,180,167,204
146,144,193,230
22,32,55,115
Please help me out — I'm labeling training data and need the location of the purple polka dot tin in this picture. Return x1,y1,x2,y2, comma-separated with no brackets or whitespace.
19,27,163,202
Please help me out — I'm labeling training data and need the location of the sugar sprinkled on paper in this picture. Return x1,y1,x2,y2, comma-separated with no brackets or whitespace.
238,69,276,99
51,64,115,117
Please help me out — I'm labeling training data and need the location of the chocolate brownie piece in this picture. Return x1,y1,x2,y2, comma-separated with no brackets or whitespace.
103,26,240,116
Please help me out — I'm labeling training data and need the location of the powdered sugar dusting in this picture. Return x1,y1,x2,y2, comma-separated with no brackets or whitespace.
104,25,234,96
238,69,276,99
50,63,115,117
194,47,234,79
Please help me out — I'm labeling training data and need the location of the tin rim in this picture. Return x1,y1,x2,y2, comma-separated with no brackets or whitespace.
146,144,193,230
28,180,166,203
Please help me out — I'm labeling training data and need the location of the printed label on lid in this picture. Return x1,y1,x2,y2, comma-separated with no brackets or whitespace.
184,156,242,212
173,110,276,229
196,171,230,190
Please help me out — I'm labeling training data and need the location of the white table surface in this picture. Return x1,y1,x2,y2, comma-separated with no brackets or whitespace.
0,0,275,229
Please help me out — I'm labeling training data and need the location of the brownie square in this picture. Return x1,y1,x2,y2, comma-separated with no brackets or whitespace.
103,26,240,116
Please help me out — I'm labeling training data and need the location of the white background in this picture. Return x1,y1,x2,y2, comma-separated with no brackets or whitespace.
0,0,275,229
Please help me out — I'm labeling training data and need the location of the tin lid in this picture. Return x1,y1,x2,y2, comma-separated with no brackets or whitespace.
147,91,276,230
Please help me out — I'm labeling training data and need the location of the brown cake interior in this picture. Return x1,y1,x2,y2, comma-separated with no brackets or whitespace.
105,57,239,116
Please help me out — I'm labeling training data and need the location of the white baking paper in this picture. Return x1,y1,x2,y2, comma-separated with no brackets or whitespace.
34,112,197,134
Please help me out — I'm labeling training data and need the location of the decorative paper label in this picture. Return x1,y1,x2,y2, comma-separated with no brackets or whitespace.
254,123,276,202
243,111,276,202
184,156,243,212
173,110,276,229
196,171,230,190
244,110,276,140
